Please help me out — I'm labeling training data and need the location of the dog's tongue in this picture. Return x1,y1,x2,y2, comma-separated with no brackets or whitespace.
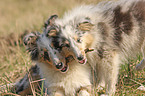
79,59,86,64
60,64,68,73
61,67,66,72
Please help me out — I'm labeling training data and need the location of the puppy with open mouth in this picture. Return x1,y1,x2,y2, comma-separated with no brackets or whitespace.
23,15,92,96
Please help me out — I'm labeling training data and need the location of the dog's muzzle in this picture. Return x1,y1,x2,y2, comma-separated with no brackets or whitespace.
59,55,74,73
55,62,69,73
77,48,94,64
60,63,69,73
55,62,64,70
77,55,87,64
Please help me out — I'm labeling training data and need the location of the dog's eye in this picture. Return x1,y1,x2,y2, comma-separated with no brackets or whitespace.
63,40,70,47
65,44,70,47
77,38,82,43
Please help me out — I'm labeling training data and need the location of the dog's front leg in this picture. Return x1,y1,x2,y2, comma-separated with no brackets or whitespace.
98,51,120,96
106,51,120,96
53,92,64,96
77,85,92,96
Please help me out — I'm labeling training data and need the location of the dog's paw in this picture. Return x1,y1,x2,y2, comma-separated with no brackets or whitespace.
77,85,92,96
50,91,64,96
54,92,64,96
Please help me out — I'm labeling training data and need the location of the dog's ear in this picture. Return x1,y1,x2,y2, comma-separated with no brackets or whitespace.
47,29,58,37
78,22,94,31
44,15,58,37
23,32,40,46
23,32,40,60
44,15,58,28
77,17,94,31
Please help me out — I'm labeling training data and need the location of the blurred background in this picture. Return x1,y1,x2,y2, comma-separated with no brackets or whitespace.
0,0,144,95
0,0,102,82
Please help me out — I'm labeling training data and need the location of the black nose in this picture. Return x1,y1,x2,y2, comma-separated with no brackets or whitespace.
56,62,63,69
77,55,84,61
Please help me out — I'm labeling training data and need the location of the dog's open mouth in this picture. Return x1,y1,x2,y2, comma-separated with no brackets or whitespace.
60,64,69,73
78,58,87,64
60,55,74,73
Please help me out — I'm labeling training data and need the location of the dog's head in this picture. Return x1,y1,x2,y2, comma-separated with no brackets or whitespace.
23,15,73,73
58,15,95,64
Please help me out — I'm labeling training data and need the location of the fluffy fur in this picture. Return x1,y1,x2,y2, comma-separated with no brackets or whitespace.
53,0,145,95
23,15,92,96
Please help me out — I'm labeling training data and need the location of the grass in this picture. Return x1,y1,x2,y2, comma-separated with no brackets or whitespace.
116,57,145,95
0,0,145,95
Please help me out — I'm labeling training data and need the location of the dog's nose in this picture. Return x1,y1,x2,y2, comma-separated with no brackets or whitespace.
56,62,63,69
77,55,84,61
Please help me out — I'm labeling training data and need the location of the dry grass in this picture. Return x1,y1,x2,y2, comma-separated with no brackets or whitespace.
0,0,100,84
0,0,145,95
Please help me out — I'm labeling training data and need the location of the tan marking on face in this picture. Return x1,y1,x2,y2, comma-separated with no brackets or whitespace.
64,40,69,45
75,33,94,58
50,42,55,48
81,50,86,58
82,33,94,48
60,46,74,63
74,35,78,41
79,47,85,57
38,48,53,65
43,48,47,52
39,53,53,66
61,47,72,57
